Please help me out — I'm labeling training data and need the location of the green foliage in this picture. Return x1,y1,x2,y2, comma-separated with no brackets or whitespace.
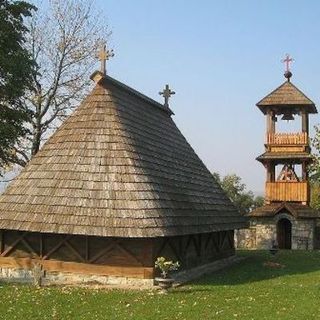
155,257,180,278
310,125,320,179
0,251,319,319
310,180,320,209
213,173,264,214
0,0,36,171
309,125,320,209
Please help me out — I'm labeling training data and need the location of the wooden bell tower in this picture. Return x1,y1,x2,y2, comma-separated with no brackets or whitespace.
256,64,317,205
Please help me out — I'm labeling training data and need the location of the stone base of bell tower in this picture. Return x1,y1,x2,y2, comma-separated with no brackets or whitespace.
235,203,320,250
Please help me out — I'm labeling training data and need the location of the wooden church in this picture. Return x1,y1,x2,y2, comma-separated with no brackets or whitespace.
237,56,320,250
0,47,247,285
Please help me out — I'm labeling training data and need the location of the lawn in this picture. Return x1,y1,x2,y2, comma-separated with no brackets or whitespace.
0,250,319,320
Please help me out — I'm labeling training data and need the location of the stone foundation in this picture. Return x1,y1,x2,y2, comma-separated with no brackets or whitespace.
0,267,154,287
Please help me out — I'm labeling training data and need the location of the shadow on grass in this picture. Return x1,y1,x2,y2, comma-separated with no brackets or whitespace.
187,250,320,288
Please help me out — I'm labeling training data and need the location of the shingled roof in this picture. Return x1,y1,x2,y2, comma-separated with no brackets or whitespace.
256,152,313,163
248,202,320,219
256,80,317,114
0,75,247,238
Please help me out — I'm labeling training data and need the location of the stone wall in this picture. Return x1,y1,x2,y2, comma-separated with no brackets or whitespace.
236,215,319,250
292,219,315,250
0,267,154,287
236,218,275,250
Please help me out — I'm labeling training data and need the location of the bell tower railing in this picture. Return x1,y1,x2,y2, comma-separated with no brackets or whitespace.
266,132,308,145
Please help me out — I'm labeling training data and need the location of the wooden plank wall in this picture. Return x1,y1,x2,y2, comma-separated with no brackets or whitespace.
0,230,235,279
154,230,235,273
266,182,308,203
0,230,154,279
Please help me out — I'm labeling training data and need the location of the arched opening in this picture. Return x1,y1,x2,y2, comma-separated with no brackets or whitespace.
277,218,292,249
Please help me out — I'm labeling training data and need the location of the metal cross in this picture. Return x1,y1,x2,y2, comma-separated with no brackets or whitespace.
159,84,175,107
97,44,114,75
281,54,294,73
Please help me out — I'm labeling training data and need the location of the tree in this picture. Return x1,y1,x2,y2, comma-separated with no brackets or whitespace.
310,125,320,179
213,173,264,214
310,180,320,210
10,0,110,167
309,125,320,209
0,0,36,172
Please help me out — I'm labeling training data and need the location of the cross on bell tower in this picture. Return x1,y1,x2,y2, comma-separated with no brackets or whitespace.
159,84,175,108
97,43,114,75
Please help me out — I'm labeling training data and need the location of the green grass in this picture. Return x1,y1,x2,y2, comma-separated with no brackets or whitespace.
1,251,320,320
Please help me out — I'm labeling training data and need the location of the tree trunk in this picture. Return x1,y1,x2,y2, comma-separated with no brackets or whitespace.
31,121,41,156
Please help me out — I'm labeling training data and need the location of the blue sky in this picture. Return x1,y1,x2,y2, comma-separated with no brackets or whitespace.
93,0,320,193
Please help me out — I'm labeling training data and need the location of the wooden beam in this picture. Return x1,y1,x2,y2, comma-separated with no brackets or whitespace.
227,231,234,249
142,239,153,266
42,235,71,260
115,242,143,266
204,233,213,250
192,235,201,257
0,232,27,257
167,240,181,262
64,239,86,263
155,238,168,258
266,109,274,134
211,234,220,252
85,236,89,262
89,242,115,263
0,230,3,255
21,237,39,258
221,232,229,249
271,113,276,133
301,111,309,134
0,256,154,279
184,235,193,255
266,162,275,183
39,234,43,258
302,161,308,181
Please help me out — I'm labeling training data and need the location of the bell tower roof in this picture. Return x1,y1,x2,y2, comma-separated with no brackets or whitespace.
256,80,317,114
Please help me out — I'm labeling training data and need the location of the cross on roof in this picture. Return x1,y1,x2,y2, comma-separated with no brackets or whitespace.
281,54,294,73
97,44,114,75
159,84,175,107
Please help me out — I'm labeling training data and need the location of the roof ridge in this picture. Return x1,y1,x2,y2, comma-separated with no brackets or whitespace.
102,75,175,116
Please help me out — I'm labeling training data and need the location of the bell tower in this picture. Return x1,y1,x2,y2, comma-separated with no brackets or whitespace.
256,67,317,205
236,57,320,251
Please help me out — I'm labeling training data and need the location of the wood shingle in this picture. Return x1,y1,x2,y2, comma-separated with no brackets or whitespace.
0,76,247,238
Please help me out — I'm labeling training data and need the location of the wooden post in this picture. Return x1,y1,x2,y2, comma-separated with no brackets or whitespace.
270,164,275,182
85,236,89,262
0,230,3,255
301,111,309,134
302,162,308,181
266,109,273,133
271,113,276,133
39,233,43,258
266,162,275,182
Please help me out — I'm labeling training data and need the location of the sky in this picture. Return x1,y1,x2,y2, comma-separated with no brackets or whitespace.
90,0,320,194
2,1,319,195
